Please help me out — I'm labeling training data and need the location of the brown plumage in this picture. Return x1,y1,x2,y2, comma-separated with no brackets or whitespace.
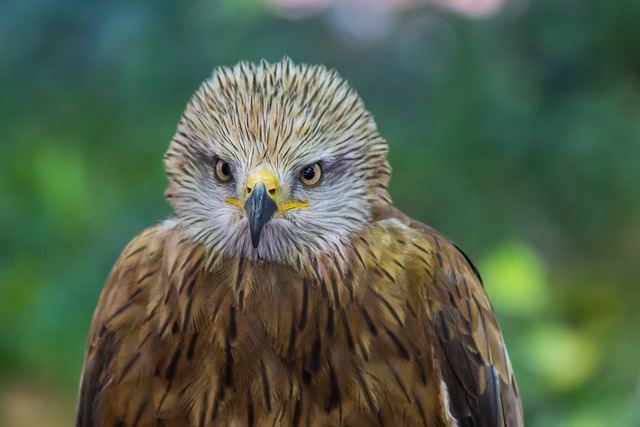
77,59,523,426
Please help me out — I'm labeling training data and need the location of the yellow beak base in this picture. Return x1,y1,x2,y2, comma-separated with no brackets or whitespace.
224,169,309,223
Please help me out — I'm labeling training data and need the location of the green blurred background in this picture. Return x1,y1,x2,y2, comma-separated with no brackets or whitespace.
2,0,640,425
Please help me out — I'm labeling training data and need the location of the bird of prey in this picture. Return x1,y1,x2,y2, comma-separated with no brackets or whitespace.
77,59,523,427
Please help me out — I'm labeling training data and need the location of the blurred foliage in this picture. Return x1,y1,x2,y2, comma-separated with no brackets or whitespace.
1,0,640,425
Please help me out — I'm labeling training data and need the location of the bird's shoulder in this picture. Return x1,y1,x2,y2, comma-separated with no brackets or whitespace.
86,220,183,337
78,219,202,426
364,205,523,427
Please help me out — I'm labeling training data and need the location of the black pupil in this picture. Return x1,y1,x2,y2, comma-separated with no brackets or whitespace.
303,166,315,181
220,162,230,176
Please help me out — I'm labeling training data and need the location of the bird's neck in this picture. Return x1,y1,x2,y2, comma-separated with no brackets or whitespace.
159,220,386,336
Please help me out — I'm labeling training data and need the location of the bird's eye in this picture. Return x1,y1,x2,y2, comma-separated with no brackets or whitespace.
300,163,322,187
215,159,232,182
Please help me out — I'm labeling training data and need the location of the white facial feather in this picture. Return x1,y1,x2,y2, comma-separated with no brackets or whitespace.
164,58,391,268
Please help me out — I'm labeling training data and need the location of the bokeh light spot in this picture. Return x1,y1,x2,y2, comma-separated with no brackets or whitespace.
526,323,599,391
480,241,549,315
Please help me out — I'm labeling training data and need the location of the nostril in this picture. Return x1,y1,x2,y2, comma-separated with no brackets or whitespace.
246,187,252,195
268,188,276,196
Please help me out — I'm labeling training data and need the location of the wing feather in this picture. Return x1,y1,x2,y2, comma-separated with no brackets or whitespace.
428,234,522,427
75,224,170,427
384,206,523,426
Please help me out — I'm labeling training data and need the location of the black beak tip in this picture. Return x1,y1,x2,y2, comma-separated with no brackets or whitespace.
250,232,260,249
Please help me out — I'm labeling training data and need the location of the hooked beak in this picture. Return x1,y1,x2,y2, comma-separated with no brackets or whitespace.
243,171,278,248
225,169,309,249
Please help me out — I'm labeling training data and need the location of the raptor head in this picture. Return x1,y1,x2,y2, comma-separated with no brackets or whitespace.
164,59,391,266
